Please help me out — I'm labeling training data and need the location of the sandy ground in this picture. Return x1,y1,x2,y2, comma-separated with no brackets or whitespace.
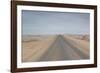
22,35,56,62
63,35,90,56
22,35,90,62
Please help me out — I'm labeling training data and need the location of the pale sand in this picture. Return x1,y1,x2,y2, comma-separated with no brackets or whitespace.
22,36,56,62
22,35,90,62
63,35,90,56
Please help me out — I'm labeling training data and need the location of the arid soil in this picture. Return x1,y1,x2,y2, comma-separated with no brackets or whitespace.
22,35,90,62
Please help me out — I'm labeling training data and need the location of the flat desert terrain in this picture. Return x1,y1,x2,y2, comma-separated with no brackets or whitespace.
22,35,90,62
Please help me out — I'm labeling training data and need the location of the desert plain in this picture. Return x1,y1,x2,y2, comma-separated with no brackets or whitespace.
22,34,90,62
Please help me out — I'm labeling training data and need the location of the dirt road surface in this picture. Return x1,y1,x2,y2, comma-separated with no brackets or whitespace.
37,35,89,61
22,35,89,62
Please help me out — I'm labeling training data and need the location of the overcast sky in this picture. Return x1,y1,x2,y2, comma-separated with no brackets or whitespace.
22,10,90,35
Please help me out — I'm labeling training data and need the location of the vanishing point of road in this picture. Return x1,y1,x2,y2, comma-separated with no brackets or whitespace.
37,35,89,61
